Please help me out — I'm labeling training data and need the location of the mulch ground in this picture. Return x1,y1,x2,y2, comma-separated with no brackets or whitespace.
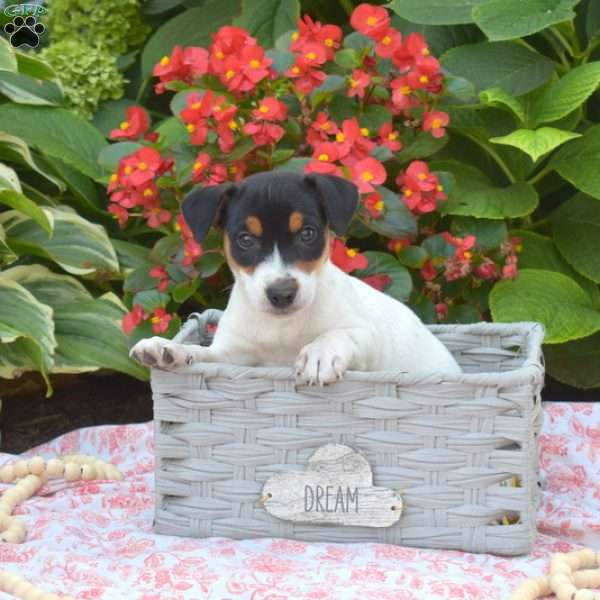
0,372,598,454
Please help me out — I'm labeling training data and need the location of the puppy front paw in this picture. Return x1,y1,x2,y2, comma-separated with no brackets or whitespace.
130,337,194,369
295,342,347,386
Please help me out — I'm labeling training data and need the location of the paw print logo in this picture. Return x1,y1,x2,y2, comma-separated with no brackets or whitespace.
4,16,45,49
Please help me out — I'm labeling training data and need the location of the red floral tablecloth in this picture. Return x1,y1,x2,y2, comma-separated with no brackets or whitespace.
1,402,599,600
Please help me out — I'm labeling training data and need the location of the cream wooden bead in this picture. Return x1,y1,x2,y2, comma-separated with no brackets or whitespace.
14,579,35,596
63,462,81,482
0,501,12,515
574,589,595,600
28,457,45,476
46,459,64,477
557,583,578,600
1,572,21,592
0,465,15,483
574,549,597,568
14,460,30,478
40,593,61,600
81,464,96,481
24,588,45,600
1,528,23,543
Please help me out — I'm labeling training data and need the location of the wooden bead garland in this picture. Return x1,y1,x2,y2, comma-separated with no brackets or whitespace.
0,454,123,599
510,549,600,600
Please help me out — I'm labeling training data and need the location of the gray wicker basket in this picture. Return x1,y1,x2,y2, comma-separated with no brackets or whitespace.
151,310,544,555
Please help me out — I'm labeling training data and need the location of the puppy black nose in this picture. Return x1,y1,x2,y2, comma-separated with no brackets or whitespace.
266,278,298,309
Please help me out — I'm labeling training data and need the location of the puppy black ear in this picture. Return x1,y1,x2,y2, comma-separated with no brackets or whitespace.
304,174,359,235
181,183,234,242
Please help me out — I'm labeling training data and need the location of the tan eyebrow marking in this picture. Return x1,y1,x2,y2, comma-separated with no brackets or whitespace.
245,216,263,237
289,211,304,234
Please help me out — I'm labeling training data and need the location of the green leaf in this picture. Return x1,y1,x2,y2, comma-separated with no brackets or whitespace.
1,206,119,276
0,105,107,180
142,0,242,77
98,141,143,173
310,75,346,108
124,266,157,293
396,245,428,268
586,0,600,41
544,333,600,389
366,186,418,239
446,304,481,323
0,163,21,192
433,160,539,218
451,216,507,250
132,289,170,312
143,0,187,14
92,98,137,137
112,239,151,270
444,75,477,102
0,276,55,387
533,62,600,125
15,52,57,80
359,105,392,133
335,49,360,70
490,269,600,343
236,0,299,47
386,0,488,25
267,48,296,74
479,87,525,122
0,71,63,106
0,37,17,72
552,193,600,284
172,279,199,302
197,252,226,277
394,131,448,162
154,117,188,148
441,42,555,96
472,0,579,41
514,229,600,305
490,127,581,162
0,132,64,190
0,190,53,234
274,157,310,173
551,124,600,199
354,251,413,302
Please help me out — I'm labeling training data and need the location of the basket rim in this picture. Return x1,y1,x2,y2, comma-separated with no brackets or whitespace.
154,312,545,387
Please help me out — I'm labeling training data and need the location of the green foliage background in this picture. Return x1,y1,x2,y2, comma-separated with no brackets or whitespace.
0,0,599,393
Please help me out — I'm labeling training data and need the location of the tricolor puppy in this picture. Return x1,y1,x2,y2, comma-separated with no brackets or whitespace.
131,172,460,383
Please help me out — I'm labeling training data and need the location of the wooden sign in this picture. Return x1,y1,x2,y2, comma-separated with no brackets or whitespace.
261,444,403,527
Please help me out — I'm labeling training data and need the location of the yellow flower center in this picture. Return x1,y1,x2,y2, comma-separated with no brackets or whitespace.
320,121,331,130
291,66,300,74
436,184,444,192
193,161,204,171
516,243,523,252
324,38,334,47
350,79,358,88
124,166,133,175
191,101,202,109
400,85,411,95
336,132,345,142
417,172,427,181
150,315,161,324
422,47,430,55
388,132,398,140
360,127,369,136
143,188,154,197
432,118,442,129
361,171,374,182
346,248,358,258
175,221,181,231
120,121,129,130
366,16,377,26
249,59,261,68
291,31,299,41
186,123,196,133
215,51,224,59
228,120,238,130
225,69,236,79
374,200,385,211
110,173,118,182
464,251,472,260
381,35,392,46
404,188,413,197
259,105,270,113
419,75,429,84
160,56,170,66
306,52,317,60
318,153,329,161
229,166,238,174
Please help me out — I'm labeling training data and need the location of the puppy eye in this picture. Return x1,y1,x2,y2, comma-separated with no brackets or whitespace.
299,226,317,243
236,232,256,250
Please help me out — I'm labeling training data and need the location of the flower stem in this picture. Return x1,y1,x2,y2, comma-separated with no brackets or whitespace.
462,133,516,184
527,166,552,185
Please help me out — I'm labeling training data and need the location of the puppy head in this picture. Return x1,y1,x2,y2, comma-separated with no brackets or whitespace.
182,172,358,315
